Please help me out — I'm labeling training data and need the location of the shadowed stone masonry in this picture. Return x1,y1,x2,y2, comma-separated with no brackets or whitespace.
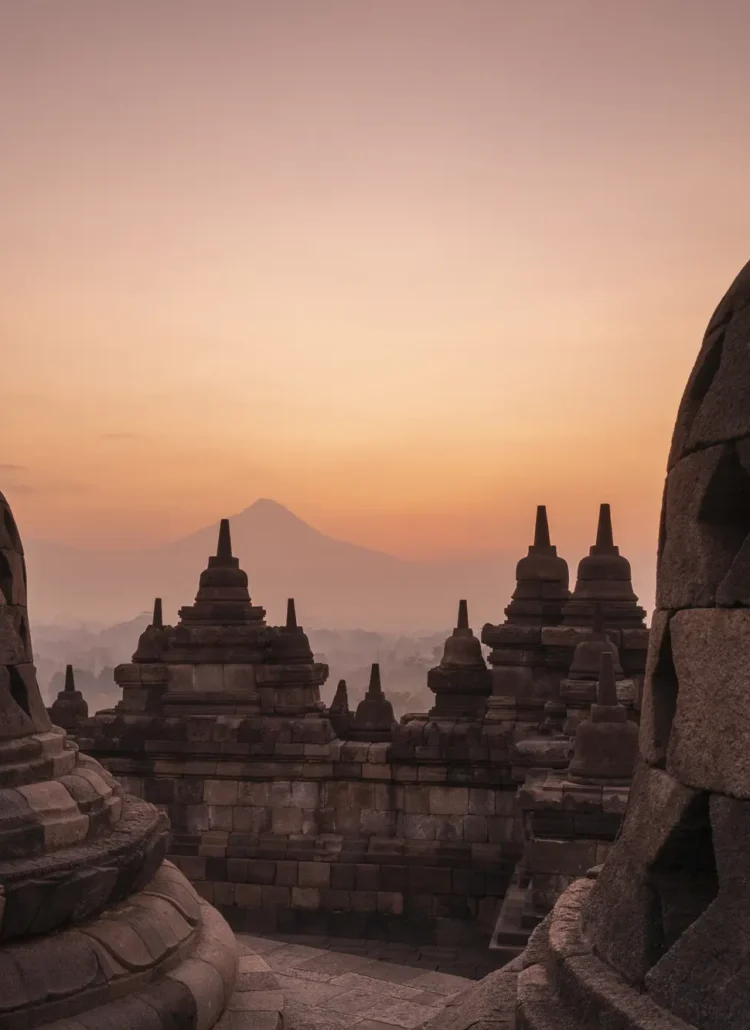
0,490,238,1030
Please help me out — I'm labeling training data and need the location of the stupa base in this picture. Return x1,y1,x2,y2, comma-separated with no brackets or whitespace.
0,861,238,1030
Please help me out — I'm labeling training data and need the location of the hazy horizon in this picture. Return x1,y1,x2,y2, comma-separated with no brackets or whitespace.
4,1,750,570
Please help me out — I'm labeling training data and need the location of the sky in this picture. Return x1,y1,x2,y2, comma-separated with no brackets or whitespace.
3,0,750,581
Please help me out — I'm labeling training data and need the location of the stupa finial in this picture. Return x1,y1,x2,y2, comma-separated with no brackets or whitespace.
534,505,551,548
152,597,163,628
367,663,383,698
216,518,233,560
286,598,297,630
64,664,76,693
595,503,615,550
457,599,469,630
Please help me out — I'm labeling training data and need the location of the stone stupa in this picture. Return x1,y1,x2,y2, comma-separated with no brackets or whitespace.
0,490,238,1030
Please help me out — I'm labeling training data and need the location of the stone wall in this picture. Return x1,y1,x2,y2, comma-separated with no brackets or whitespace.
84,715,521,946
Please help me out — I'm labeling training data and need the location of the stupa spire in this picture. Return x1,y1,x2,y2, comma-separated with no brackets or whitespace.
286,598,297,630
533,505,551,549
216,518,233,561
457,599,469,630
152,597,163,628
64,664,76,692
594,503,615,551
367,663,383,698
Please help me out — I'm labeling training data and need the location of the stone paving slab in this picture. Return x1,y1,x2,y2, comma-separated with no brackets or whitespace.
229,934,475,1030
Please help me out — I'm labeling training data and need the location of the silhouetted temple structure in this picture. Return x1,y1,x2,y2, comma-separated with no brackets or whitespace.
47,662,88,733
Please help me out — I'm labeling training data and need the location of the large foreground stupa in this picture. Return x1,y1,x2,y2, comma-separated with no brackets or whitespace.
0,491,238,1029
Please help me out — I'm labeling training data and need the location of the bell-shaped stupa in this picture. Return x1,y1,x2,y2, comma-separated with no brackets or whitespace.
0,489,238,1029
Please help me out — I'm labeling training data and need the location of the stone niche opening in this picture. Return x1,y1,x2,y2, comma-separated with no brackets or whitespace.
0,550,13,604
8,665,31,718
699,444,750,565
650,792,718,959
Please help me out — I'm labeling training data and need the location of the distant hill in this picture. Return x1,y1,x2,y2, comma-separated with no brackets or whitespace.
24,499,517,632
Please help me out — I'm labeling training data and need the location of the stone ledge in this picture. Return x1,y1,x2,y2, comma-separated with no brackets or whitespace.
0,795,170,940
514,879,694,1030
216,952,284,1030
25,888,238,1030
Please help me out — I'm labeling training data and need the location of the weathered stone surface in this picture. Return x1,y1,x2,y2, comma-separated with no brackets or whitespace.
667,608,750,797
657,443,750,609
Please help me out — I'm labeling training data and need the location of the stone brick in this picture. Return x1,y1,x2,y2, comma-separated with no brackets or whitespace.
400,813,436,840
292,887,321,909
403,786,431,814
235,883,262,907
667,608,750,797
203,779,239,806
464,815,488,843
468,788,496,816
355,864,380,890
412,867,451,894
331,863,356,890
271,806,303,834
290,781,319,809
350,890,378,912
247,860,276,885
207,806,233,832
377,891,404,915
298,861,331,888
274,861,299,886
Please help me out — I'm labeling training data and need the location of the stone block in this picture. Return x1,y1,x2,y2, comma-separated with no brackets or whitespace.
233,806,271,834
291,887,321,909
468,788,496,816
274,861,299,886
271,807,303,834
237,782,269,807
260,885,291,910
331,864,356,890
464,815,488,843
360,809,396,836
412,867,451,894
203,780,239,806
667,608,750,796
290,781,319,809
399,813,436,840
205,806,231,833
247,860,276,885
298,861,331,888
428,787,469,816
350,890,378,912
322,889,350,910
377,891,403,915
355,864,380,890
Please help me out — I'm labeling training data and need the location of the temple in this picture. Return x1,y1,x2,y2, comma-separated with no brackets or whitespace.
20,259,750,1030
66,495,648,958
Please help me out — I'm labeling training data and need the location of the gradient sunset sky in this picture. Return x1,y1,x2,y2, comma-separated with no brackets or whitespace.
3,1,750,569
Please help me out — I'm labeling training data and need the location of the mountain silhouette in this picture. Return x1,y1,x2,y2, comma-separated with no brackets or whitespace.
24,499,516,632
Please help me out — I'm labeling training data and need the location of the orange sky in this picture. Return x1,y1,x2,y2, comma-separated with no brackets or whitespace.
3,0,750,568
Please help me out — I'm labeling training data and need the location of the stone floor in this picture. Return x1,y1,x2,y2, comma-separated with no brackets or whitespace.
221,933,476,1030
